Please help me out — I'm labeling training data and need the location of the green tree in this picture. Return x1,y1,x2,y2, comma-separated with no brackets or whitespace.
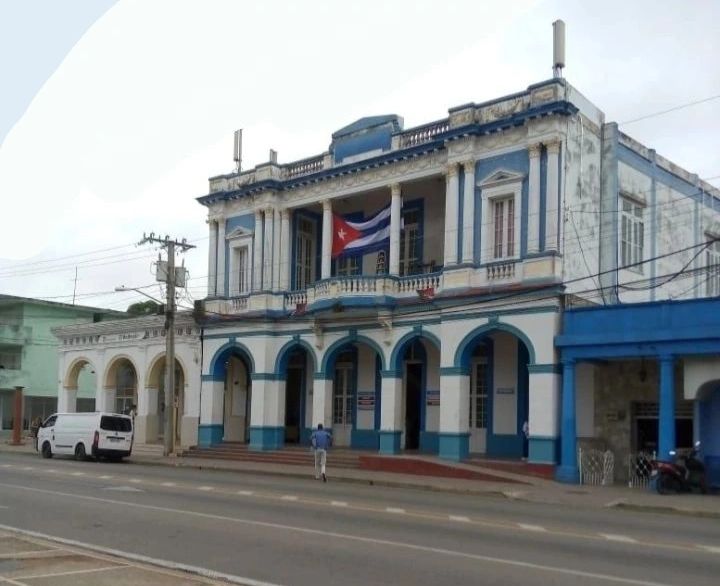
126,300,160,316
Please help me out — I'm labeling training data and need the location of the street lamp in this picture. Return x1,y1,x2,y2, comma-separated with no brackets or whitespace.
114,285,175,456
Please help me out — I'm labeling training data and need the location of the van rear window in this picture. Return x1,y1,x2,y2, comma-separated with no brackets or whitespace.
100,416,132,432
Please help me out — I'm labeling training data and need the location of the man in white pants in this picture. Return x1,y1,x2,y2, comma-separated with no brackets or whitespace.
311,423,332,482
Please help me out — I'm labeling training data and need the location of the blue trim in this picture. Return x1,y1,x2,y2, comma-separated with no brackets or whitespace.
198,424,224,447
527,363,562,374
419,431,439,454
438,433,470,461
208,341,255,379
351,429,379,450
658,356,676,460
455,322,536,369
557,360,578,481
249,426,284,451
201,373,223,382
274,339,318,376
374,354,382,431
440,367,468,376
531,436,560,465
300,427,313,446
321,334,386,374
378,430,401,455
389,330,441,372
250,373,279,381
517,341,529,454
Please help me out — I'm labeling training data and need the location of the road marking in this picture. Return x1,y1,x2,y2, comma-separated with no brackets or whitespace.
21,466,34,471
71,472,85,476
103,486,143,493
0,522,284,586
47,469,57,473
698,544,720,554
99,475,113,480
14,565,126,580
237,490,254,496
601,534,637,543
281,495,298,501
0,492,677,586
161,482,176,487
129,478,142,484
331,501,348,507
0,464,11,468
197,486,214,491
449,515,470,523
0,549,59,559
0,506,8,509
519,523,547,532
386,507,406,514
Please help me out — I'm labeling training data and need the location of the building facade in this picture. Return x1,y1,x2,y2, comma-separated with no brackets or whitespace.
0,295,123,431
196,77,720,467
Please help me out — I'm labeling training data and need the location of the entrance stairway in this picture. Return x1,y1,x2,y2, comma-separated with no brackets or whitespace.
183,443,364,470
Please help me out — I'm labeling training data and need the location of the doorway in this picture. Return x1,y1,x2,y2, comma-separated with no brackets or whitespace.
285,366,303,443
405,363,422,450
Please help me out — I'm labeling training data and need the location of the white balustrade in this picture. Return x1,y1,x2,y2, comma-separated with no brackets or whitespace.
396,273,441,294
285,155,324,179
399,120,450,148
486,261,516,281
230,297,248,312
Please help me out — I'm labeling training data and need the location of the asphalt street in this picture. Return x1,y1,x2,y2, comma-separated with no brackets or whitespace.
0,452,718,585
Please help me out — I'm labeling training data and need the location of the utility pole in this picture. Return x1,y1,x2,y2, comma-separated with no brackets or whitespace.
138,234,195,456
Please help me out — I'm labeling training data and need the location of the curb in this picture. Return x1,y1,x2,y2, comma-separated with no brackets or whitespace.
609,501,720,520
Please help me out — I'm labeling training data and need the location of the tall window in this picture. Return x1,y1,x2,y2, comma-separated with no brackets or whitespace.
400,208,421,275
333,351,355,426
236,247,248,294
470,346,488,429
621,197,644,271
336,255,361,276
115,362,136,415
707,239,720,297
492,197,515,259
295,217,315,289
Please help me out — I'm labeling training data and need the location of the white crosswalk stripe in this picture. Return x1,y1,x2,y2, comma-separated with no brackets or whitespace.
449,515,471,523
386,507,406,514
600,533,637,543
518,523,547,532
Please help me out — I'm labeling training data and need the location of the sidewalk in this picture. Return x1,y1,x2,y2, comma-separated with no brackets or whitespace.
2,440,718,519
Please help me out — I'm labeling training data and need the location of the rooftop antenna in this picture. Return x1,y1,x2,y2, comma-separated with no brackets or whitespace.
552,19,566,79
233,129,243,173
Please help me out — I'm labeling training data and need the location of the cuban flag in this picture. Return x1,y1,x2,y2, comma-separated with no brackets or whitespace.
332,205,394,258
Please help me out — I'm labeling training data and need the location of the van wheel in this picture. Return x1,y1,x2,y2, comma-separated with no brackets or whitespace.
41,442,52,459
75,443,86,461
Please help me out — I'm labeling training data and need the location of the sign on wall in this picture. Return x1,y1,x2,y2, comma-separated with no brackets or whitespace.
357,391,375,410
426,389,440,406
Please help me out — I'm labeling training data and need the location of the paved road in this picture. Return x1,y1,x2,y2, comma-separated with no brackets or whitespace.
0,452,718,585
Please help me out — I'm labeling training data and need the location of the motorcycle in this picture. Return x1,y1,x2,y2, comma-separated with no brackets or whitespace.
651,441,707,495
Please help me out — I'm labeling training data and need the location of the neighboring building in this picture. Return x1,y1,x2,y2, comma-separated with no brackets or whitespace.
194,75,720,471
0,295,124,431
54,313,201,448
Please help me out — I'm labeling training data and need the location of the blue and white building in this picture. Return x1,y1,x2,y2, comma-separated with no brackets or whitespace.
196,75,720,479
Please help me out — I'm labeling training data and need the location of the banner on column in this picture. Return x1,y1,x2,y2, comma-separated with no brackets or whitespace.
357,391,375,410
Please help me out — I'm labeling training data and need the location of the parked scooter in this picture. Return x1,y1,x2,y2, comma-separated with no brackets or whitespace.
651,441,707,495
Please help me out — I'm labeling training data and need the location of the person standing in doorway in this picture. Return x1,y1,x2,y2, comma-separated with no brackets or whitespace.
311,423,332,482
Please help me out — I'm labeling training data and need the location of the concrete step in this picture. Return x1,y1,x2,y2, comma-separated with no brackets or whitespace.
184,444,362,468
131,443,165,457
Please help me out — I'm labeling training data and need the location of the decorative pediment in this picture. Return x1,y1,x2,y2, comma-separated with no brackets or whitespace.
478,168,526,188
225,226,254,240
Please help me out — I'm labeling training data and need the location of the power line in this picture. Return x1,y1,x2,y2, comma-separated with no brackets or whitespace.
619,93,720,126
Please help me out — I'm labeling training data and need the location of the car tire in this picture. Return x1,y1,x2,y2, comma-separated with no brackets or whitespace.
41,442,53,459
75,443,86,461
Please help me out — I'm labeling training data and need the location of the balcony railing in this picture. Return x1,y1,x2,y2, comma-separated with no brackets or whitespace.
284,155,325,179
486,260,517,281
398,119,450,148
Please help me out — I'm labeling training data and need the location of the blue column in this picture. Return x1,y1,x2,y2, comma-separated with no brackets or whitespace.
556,359,579,483
658,355,676,460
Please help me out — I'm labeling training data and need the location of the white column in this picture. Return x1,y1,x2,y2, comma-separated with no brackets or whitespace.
388,183,402,275
135,382,153,444
272,208,281,291
312,378,333,429
380,377,403,431
321,199,332,279
263,207,274,290
216,217,226,297
528,372,560,439
252,209,263,292
443,163,460,267
545,140,561,251
207,219,218,296
58,387,77,413
461,160,476,264
527,144,542,254
438,374,469,434
98,385,115,413
280,209,291,290
200,380,224,426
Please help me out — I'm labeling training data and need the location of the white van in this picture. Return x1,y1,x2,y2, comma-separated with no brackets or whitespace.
37,412,133,461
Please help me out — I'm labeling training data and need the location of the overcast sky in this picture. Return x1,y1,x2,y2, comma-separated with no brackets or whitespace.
1,0,718,312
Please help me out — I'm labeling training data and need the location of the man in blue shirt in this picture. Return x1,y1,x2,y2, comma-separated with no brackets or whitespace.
310,423,332,482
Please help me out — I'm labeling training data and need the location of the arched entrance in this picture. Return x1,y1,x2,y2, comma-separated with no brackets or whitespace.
275,342,316,445
223,353,251,442
104,357,138,415
390,334,441,453
147,356,185,444
322,337,383,449
62,358,97,413
455,327,531,458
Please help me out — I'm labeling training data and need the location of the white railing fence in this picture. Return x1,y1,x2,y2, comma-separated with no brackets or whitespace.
578,447,615,486
627,451,655,488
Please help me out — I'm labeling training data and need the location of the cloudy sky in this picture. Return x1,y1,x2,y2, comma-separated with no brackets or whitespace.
1,0,718,312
